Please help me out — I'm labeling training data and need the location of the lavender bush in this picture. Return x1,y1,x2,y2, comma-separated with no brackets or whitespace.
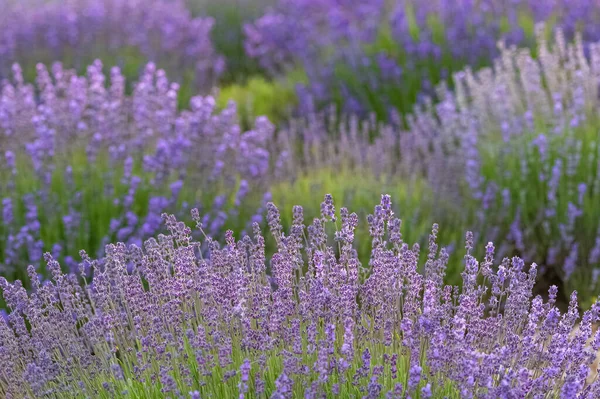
269,168,473,283
0,60,274,282
399,25,600,301
0,0,224,96
1,195,600,398
245,0,600,118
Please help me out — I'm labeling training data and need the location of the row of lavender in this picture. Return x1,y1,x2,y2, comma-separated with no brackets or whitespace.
6,0,600,118
245,0,600,117
0,0,224,92
0,60,275,282
2,195,599,397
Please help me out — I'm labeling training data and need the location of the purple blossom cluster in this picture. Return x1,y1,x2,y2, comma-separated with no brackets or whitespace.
245,0,600,115
0,60,274,279
1,195,599,398
0,0,224,91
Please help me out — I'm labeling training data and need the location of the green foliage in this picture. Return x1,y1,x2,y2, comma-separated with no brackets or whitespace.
216,73,302,128
475,118,600,301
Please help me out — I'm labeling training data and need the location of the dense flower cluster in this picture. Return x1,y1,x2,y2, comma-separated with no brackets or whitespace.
0,61,274,280
1,195,599,398
0,0,223,91
245,0,600,116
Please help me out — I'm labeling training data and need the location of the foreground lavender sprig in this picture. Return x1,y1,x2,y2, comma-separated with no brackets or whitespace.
1,195,599,398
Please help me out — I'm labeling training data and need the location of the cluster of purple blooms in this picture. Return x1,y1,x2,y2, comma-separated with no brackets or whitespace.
0,0,224,91
0,60,274,279
1,195,600,398
245,0,600,115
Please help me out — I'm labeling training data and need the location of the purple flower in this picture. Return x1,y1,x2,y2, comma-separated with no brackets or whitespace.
408,364,422,391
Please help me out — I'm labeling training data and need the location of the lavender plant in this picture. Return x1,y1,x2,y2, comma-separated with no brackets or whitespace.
270,168,472,283
400,25,600,301
0,61,274,282
1,195,599,398
0,0,224,96
187,0,277,83
245,0,600,118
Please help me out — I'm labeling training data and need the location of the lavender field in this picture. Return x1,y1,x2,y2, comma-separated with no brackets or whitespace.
2,1,600,398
